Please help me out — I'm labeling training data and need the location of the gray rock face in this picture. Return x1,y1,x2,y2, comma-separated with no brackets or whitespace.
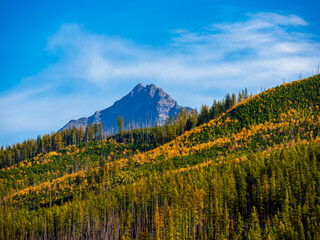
60,83,191,134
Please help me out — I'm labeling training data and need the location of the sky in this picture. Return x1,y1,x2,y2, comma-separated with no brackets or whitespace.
1,0,320,146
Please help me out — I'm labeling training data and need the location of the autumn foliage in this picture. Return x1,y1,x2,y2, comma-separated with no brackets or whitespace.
1,74,320,239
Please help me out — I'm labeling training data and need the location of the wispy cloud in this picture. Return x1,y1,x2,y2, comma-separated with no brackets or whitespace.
41,12,319,87
1,12,320,145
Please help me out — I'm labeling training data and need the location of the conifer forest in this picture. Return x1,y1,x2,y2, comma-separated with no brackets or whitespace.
1,75,320,239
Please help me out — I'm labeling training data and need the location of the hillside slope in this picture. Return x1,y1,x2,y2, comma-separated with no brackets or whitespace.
1,74,320,239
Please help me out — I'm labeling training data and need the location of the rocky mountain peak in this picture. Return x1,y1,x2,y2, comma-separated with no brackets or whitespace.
60,83,192,134
130,83,144,96
129,83,165,99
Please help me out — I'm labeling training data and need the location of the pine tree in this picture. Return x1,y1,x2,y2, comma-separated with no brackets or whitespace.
232,93,237,107
248,206,262,240
197,105,210,126
118,116,124,140
85,125,89,143
154,201,162,240
54,133,63,151
210,100,217,119
186,110,198,131
99,123,103,142
225,93,232,111
94,122,99,140
238,92,243,103
89,123,95,141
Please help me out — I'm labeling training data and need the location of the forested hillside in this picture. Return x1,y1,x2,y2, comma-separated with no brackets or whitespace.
1,75,320,239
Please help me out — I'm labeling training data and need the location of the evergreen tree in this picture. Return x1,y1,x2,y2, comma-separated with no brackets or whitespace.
118,116,124,140
232,93,237,107
238,92,243,103
197,105,210,126
225,93,232,111
89,123,95,141
186,110,198,131
99,123,103,141
248,206,262,240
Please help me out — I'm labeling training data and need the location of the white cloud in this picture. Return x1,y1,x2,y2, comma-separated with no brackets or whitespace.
1,12,320,145
42,13,320,88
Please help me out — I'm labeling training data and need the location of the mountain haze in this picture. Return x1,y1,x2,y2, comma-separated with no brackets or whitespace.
60,83,191,134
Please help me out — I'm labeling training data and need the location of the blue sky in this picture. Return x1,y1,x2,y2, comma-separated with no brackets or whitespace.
1,0,320,146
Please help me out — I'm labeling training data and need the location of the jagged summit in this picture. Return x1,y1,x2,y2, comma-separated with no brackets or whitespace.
128,83,167,98
60,83,191,134
130,83,144,95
